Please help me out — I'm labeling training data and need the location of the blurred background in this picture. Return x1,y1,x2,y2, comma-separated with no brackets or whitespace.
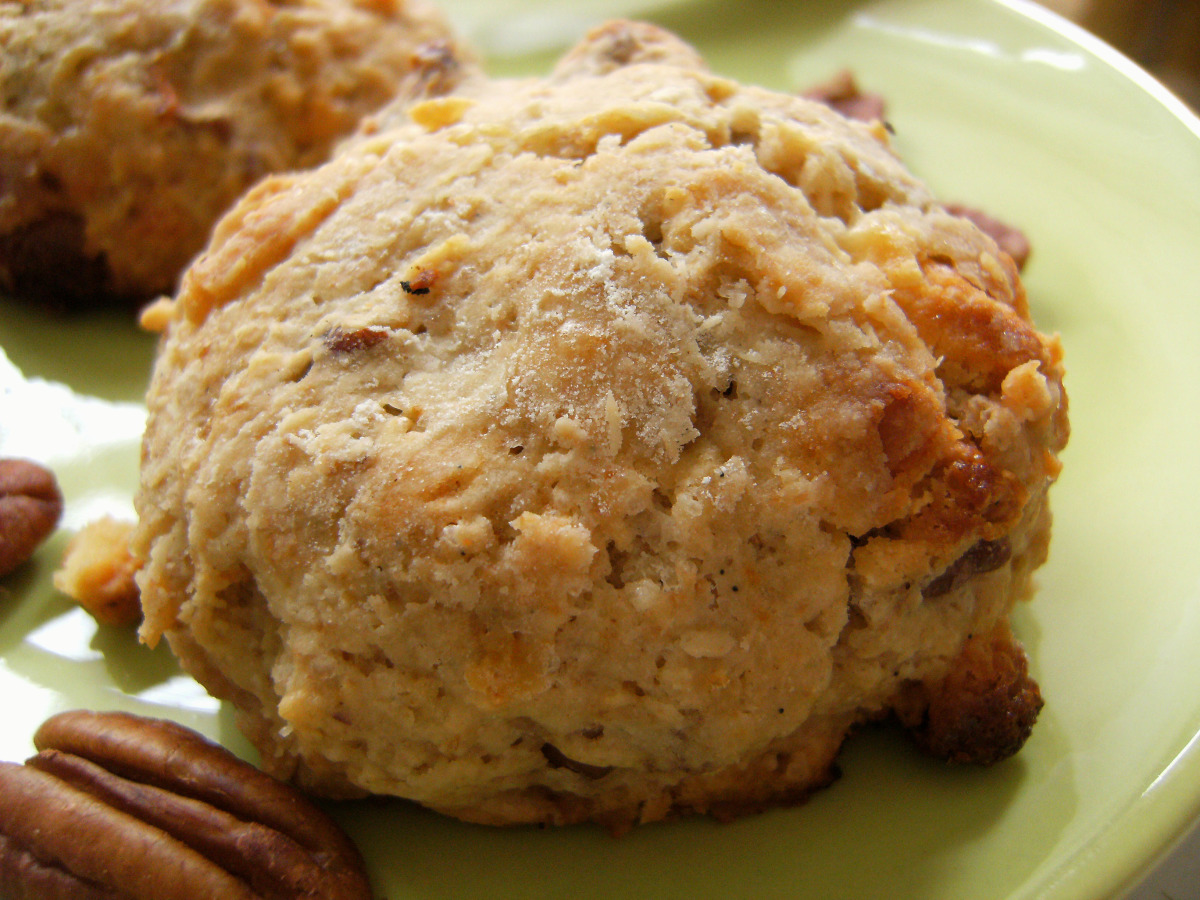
1039,0,1200,110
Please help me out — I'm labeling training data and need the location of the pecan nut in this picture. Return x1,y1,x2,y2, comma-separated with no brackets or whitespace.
802,69,887,123
0,458,63,578
0,710,373,900
944,204,1032,272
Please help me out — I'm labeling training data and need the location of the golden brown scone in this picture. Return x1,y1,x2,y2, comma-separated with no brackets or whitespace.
0,0,475,309
134,21,1068,832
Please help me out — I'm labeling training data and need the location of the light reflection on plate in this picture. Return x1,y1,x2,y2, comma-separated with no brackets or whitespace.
132,675,223,714
23,607,105,663
853,12,1089,71
0,347,146,467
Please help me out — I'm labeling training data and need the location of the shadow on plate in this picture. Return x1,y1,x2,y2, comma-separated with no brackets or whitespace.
323,710,1076,900
0,296,157,404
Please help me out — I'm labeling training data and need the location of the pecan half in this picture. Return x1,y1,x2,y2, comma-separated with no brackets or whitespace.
945,204,1032,271
0,459,63,578
0,760,256,900
0,710,373,900
802,69,887,123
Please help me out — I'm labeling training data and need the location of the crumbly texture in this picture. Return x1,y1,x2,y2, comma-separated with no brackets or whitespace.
54,516,142,626
0,0,474,308
135,21,1068,832
894,620,1044,766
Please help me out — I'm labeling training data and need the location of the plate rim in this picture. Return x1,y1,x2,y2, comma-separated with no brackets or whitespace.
987,2,1200,897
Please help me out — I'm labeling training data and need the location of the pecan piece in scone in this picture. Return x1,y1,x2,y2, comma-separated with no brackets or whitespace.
0,458,63,578
0,710,373,900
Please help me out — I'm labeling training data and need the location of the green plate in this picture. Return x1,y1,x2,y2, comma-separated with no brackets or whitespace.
3,1,1199,897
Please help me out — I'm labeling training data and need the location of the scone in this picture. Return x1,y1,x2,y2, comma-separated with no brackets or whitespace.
0,0,474,309
134,21,1068,833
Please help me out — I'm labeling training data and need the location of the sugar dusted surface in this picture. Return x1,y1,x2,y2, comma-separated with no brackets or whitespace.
135,21,1067,830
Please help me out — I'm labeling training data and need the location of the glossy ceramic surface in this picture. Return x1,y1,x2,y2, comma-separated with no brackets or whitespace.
2,1,1199,897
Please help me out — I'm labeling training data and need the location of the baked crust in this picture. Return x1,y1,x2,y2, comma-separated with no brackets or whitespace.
0,0,475,308
135,20,1068,829
894,621,1044,766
